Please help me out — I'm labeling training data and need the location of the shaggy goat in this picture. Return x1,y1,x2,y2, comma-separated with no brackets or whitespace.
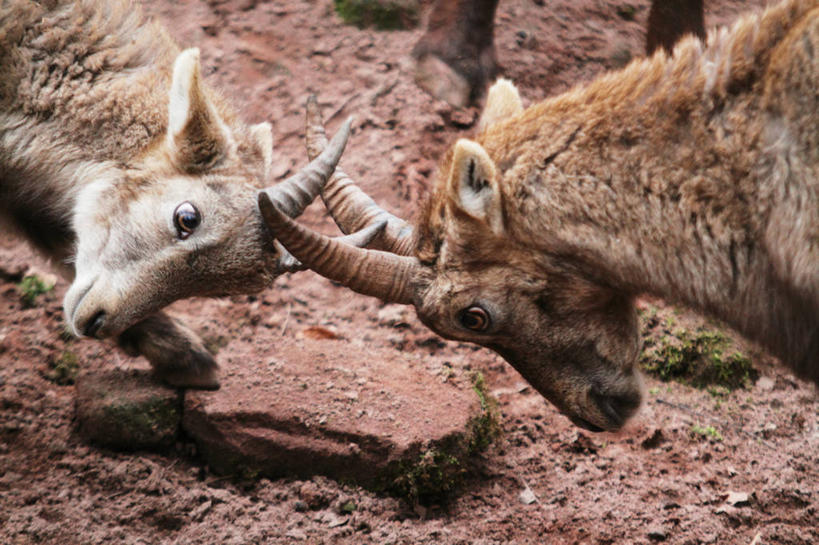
0,0,366,388
261,0,818,431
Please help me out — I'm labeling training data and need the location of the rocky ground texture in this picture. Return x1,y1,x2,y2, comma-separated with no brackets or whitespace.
1,1,817,544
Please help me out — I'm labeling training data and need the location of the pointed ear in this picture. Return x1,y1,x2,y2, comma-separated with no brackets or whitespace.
249,121,274,177
478,78,523,131
447,139,504,234
167,48,231,171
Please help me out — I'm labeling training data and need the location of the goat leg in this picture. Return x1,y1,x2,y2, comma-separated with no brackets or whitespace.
117,311,219,390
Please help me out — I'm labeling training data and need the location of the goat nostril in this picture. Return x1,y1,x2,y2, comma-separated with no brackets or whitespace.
83,311,106,338
591,388,642,427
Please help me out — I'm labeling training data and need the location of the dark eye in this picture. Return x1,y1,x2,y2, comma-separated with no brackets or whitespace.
459,306,491,332
174,202,200,239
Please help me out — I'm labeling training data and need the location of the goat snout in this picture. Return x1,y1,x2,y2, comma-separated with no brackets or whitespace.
589,386,643,430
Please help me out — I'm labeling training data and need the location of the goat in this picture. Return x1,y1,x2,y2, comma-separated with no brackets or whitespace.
261,0,819,432
0,0,368,388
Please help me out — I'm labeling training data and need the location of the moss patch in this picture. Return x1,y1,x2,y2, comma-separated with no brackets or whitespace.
17,274,54,308
96,396,181,449
384,372,501,505
75,371,182,451
690,424,724,442
47,351,79,386
333,0,420,30
640,306,758,390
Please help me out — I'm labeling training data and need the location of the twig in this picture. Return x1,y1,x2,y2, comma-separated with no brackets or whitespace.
106,489,130,500
204,474,235,485
749,532,762,545
369,77,400,107
326,94,360,124
280,303,292,336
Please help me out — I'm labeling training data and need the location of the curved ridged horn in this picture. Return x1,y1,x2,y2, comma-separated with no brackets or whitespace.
258,192,420,305
262,116,352,218
275,220,387,274
304,96,416,256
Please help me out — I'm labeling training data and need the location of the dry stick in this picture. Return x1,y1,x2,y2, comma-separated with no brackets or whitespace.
204,474,235,485
369,77,400,107
280,302,292,336
325,93,360,124
749,532,762,545
106,489,130,500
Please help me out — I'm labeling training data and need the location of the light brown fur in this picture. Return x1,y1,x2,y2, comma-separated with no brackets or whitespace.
412,0,818,428
270,0,818,432
0,1,315,388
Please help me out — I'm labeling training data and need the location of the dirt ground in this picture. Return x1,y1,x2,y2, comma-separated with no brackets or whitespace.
1,0,817,544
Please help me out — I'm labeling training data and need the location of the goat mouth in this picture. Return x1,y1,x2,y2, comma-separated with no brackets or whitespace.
569,415,606,433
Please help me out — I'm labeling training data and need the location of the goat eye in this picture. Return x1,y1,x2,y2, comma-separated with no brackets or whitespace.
459,306,491,332
174,202,200,239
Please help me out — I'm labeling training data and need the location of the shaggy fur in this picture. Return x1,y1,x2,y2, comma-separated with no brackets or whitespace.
280,0,817,432
0,0,293,388
414,0,818,424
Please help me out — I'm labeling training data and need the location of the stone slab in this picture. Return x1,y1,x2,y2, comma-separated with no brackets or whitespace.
183,336,483,487
75,370,182,450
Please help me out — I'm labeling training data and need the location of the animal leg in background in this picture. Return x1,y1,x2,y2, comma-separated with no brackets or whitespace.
411,0,706,106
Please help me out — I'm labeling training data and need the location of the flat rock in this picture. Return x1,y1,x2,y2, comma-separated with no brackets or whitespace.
75,370,182,450
183,336,483,487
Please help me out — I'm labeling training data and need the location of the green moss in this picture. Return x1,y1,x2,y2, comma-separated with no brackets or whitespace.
99,395,180,449
641,325,758,390
48,351,79,386
468,371,502,454
690,424,723,442
384,372,501,505
333,0,419,30
387,447,465,505
17,274,53,308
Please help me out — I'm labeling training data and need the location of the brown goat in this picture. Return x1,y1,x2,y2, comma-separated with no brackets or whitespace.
261,0,819,432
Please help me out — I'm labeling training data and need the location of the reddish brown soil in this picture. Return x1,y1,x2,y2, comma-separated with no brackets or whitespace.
1,1,817,544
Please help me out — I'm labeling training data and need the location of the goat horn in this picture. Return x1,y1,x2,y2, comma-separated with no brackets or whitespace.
262,115,352,218
305,95,416,256
275,220,387,274
259,192,419,305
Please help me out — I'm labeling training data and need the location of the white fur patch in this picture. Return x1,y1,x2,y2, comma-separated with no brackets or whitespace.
250,122,274,177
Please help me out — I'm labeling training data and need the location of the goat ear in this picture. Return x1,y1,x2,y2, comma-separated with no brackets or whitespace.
250,121,274,177
478,78,523,131
447,139,504,234
167,48,231,171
